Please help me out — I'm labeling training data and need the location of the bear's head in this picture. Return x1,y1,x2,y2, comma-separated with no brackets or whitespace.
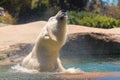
45,10,67,42
55,10,68,21
48,10,68,26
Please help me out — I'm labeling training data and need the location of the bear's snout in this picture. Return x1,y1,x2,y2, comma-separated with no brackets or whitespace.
56,10,68,20
60,10,67,17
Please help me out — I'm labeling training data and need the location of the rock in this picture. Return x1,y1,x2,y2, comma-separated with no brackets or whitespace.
0,43,33,65
0,21,120,64
60,26,120,58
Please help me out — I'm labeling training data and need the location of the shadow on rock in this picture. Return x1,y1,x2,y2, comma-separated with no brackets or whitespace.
60,32,120,58
0,43,34,64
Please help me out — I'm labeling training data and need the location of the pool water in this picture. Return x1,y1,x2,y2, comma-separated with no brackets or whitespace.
0,66,56,80
0,57,120,80
62,57,120,72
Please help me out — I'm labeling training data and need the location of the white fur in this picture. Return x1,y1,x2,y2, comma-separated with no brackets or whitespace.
21,11,67,72
20,11,84,73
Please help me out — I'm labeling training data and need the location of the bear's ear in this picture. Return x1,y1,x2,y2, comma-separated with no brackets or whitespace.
44,31,57,41
40,27,50,39
49,32,57,41
44,34,50,39
43,29,50,39
46,28,57,41
42,25,57,41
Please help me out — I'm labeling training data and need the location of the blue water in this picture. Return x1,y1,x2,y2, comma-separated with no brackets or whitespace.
64,62,120,72
62,57,120,72
95,77,120,80
0,57,120,80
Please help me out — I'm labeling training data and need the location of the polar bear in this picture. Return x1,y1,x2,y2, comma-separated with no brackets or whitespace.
21,10,67,72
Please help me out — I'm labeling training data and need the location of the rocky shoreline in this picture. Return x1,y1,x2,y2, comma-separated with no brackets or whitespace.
60,32,120,58
0,21,120,65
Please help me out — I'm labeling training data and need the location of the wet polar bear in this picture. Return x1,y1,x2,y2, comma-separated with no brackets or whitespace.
21,10,83,73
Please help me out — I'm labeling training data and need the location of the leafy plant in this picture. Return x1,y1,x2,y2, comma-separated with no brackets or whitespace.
0,11,15,24
68,11,120,28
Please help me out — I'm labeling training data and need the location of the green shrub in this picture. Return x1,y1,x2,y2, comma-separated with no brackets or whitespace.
0,11,15,24
68,11,120,28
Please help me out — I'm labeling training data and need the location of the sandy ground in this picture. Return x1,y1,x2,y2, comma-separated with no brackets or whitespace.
0,21,46,46
0,21,120,47
0,21,120,79
0,21,120,56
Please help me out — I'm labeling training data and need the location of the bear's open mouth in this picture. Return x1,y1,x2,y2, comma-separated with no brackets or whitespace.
55,10,68,20
60,12,68,20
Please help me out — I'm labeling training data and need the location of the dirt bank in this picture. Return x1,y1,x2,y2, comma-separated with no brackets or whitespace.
0,21,120,64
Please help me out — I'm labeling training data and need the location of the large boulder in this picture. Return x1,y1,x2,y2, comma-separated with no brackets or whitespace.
60,25,120,58
0,22,120,64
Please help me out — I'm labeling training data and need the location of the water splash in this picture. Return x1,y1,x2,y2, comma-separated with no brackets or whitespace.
62,67,84,73
11,64,84,74
11,64,39,73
